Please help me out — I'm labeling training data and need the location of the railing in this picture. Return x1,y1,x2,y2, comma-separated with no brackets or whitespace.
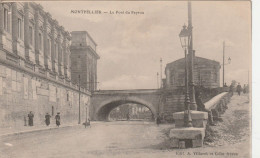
204,92,232,121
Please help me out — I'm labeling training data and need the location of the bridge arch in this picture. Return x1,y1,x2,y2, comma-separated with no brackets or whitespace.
95,96,157,121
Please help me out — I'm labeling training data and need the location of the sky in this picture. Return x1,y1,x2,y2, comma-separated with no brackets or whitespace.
39,1,251,90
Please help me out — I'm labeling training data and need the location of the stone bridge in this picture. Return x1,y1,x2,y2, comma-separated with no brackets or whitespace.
89,89,161,121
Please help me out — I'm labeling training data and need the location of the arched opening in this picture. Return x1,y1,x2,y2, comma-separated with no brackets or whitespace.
96,100,156,121
109,103,154,121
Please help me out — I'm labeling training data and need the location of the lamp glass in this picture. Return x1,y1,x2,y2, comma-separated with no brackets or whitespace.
179,25,189,49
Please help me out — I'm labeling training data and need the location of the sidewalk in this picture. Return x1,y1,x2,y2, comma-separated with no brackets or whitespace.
0,122,79,138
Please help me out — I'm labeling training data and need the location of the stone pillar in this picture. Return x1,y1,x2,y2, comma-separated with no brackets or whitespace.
11,2,18,54
67,44,71,79
63,37,68,78
57,30,63,76
0,4,4,48
34,8,40,65
24,3,30,60
51,25,56,73
94,59,97,90
43,13,48,69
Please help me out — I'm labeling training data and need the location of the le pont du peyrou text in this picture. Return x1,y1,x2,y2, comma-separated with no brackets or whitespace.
71,10,144,15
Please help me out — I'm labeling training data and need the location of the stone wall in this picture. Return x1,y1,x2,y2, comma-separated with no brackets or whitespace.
0,63,90,128
165,56,221,89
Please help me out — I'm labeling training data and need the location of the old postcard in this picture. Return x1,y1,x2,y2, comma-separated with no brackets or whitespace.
0,0,251,158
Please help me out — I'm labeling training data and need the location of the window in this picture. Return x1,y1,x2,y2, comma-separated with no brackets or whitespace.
29,26,33,45
39,33,42,50
18,18,22,39
4,8,10,32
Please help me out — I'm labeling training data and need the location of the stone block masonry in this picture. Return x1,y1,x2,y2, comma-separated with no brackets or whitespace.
0,63,90,128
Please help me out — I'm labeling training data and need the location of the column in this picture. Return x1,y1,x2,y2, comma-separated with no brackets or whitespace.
63,37,68,78
11,2,18,54
51,25,56,72
0,4,4,47
43,14,48,69
67,45,71,79
94,59,97,90
57,31,63,76
34,8,39,65
24,3,29,60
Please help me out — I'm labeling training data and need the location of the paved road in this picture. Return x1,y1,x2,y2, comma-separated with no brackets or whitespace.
0,121,173,158
0,94,250,158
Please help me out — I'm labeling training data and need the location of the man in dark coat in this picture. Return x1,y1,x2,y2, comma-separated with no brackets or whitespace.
237,83,242,96
229,84,234,96
156,115,161,126
224,83,228,87
28,111,34,126
55,112,61,127
243,84,247,94
45,113,51,126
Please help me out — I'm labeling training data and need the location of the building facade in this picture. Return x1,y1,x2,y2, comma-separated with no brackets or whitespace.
70,31,99,92
165,56,221,89
0,2,97,128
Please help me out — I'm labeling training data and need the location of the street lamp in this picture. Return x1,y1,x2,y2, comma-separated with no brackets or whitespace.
222,41,232,87
78,74,81,124
179,24,193,127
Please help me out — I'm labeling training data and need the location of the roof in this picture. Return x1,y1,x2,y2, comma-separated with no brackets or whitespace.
166,56,220,69
71,31,97,46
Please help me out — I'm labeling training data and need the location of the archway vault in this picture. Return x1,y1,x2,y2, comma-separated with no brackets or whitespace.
95,96,157,121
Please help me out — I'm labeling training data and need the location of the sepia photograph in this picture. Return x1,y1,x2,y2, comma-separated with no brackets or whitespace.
0,0,252,157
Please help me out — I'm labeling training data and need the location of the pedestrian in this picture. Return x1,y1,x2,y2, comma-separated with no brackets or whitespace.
224,83,228,87
243,84,247,94
83,118,91,128
55,112,61,127
126,112,130,121
156,115,161,126
28,111,34,126
229,84,234,96
236,83,242,96
195,91,215,126
45,113,51,126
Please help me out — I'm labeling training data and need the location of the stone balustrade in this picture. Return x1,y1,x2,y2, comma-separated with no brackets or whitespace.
169,91,232,149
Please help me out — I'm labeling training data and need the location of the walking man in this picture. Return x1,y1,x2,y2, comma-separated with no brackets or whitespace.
156,115,161,126
83,118,91,128
28,111,34,126
45,113,51,126
55,112,61,127
237,83,242,96
229,84,234,96
243,84,247,94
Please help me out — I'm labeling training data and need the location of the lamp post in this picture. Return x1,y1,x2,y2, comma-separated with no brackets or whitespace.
78,74,81,124
187,1,197,111
157,72,159,89
179,24,193,127
222,41,231,87
160,58,163,88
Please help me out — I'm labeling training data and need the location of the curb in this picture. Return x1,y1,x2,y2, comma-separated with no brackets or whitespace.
0,124,79,139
